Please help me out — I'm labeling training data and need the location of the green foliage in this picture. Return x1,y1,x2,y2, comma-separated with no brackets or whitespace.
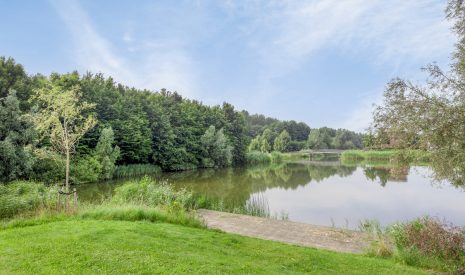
248,135,261,151
273,130,291,152
70,156,102,184
222,103,247,165
113,164,161,178
363,133,375,148
287,140,306,151
260,138,271,153
0,57,33,109
95,127,120,179
1,56,364,180
32,80,97,191
307,128,363,150
0,181,58,219
0,91,36,182
242,112,310,142
270,151,283,163
307,128,331,149
112,176,197,210
200,126,233,168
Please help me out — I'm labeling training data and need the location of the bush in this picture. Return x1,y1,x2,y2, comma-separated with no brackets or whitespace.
0,181,58,219
71,156,102,184
32,157,64,184
390,217,465,271
111,176,197,210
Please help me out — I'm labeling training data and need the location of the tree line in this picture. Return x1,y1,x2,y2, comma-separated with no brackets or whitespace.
0,57,363,184
246,121,364,153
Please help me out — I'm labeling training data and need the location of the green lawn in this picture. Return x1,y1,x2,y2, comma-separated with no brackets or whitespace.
0,219,427,274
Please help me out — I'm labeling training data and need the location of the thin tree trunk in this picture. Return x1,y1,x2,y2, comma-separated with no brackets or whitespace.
65,149,70,193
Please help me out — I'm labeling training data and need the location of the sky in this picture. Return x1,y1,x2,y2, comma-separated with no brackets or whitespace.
0,0,456,132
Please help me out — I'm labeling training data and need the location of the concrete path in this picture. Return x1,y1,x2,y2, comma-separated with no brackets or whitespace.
197,209,370,254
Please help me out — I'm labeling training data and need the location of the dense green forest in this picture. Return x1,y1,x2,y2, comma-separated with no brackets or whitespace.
0,57,364,184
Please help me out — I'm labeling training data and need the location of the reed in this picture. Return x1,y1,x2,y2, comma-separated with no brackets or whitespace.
246,151,271,164
113,164,161,178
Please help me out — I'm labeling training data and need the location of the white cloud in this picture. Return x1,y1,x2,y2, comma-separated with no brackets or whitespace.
49,0,198,97
221,0,455,128
234,0,454,76
141,43,197,96
49,0,132,82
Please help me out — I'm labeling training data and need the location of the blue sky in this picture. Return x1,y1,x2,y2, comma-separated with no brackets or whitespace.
0,0,455,131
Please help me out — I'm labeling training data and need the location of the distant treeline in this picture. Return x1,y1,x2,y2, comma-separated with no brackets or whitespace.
244,113,364,152
0,56,364,183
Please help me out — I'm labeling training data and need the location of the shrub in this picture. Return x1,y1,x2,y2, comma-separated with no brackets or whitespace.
71,156,102,184
0,181,58,219
390,217,465,271
111,176,197,210
31,157,64,184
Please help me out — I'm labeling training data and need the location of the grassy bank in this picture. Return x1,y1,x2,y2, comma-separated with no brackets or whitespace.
0,218,427,274
0,176,455,274
341,149,431,163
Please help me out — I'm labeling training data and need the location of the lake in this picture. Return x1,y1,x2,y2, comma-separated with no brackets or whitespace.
79,161,465,229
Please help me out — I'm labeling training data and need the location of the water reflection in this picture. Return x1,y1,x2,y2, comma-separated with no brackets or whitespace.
79,161,465,229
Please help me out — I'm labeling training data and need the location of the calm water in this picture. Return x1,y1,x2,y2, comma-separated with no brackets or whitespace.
79,161,465,229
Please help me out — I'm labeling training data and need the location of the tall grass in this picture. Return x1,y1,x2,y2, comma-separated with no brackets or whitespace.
341,149,431,163
244,194,271,217
0,182,58,220
79,204,204,228
201,193,278,219
111,176,197,210
113,164,161,178
246,151,285,164
246,151,271,164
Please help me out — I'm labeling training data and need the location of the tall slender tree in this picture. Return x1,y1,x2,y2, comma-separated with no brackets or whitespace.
33,82,96,192
95,127,120,179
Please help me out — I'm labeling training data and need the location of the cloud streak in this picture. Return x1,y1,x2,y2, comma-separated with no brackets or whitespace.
49,0,198,97
230,0,453,76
